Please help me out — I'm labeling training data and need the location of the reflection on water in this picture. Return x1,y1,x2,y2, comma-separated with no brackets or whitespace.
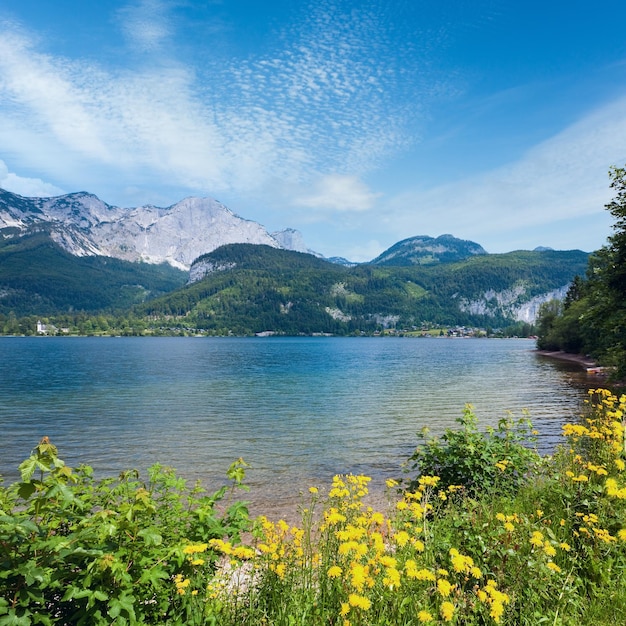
0,337,593,516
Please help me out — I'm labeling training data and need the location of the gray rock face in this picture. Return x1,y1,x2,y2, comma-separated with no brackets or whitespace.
457,284,570,324
0,190,308,270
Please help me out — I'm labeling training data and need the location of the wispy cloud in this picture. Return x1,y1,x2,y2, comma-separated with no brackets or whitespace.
115,0,172,53
382,95,626,251
295,174,380,211
0,1,430,207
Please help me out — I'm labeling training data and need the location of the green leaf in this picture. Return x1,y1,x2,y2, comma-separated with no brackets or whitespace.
0,610,32,626
137,527,163,546
18,458,37,483
16,482,36,501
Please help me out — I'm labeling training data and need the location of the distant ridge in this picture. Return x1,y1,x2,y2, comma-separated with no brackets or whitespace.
371,234,487,266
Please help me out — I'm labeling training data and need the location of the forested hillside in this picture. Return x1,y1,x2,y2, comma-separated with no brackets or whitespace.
135,244,588,335
0,230,187,315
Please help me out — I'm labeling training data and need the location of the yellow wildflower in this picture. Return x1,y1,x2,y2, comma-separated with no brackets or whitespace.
394,530,410,547
546,561,561,573
419,475,441,488
543,542,556,557
379,555,397,568
184,542,209,554
440,601,455,622
417,610,433,623
437,578,453,597
348,593,371,610
327,565,342,579
490,600,505,623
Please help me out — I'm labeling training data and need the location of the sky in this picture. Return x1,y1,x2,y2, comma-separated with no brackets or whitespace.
1,1,626,261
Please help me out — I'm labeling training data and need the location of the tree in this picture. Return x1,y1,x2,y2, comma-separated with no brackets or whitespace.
582,167,626,377
535,166,626,377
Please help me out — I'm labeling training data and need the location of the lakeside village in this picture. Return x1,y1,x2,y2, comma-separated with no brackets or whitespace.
34,319,531,339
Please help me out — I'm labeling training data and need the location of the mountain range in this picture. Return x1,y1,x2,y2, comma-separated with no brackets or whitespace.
0,189,317,270
0,188,590,329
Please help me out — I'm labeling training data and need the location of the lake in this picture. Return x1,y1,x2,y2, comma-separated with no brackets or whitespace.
0,336,592,515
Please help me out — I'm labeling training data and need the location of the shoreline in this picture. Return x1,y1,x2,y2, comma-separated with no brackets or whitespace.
535,349,605,374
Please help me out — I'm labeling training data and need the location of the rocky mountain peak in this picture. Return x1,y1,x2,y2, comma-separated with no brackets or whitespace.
0,189,309,271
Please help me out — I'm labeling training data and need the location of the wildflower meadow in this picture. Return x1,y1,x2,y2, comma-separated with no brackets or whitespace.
2,388,626,625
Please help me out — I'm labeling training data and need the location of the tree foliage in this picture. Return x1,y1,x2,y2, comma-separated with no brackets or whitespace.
536,166,626,378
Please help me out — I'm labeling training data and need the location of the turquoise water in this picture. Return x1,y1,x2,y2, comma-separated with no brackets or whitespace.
0,337,589,513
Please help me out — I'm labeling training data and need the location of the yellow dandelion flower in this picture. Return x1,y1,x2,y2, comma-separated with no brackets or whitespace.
530,531,544,547
380,555,397,568
350,563,368,591
417,609,434,622
309,486,319,494
395,530,410,547
371,511,385,525
440,601,455,622
546,561,561,573
383,567,401,589
419,475,441,487
490,600,505,623
327,565,342,578
437,578,453,597
348,593,371,610
413,538,426,552
184,542,209,554
543,542,556,557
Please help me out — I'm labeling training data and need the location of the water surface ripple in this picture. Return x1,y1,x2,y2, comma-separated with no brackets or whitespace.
0,337,590,514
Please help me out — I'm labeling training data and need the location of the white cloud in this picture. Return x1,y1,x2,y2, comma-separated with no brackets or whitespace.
116,0,172,52
0,160,64,197
295,174,380,211
0,3,424,208
384,95,626,251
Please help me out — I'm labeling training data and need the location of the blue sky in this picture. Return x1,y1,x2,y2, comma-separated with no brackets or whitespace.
1,1,625,261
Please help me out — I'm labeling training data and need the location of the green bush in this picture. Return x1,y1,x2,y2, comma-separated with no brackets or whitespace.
0,438,250,625
404,405,540,497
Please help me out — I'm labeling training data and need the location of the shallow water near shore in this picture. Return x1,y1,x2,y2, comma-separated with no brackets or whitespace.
0,336,592,518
